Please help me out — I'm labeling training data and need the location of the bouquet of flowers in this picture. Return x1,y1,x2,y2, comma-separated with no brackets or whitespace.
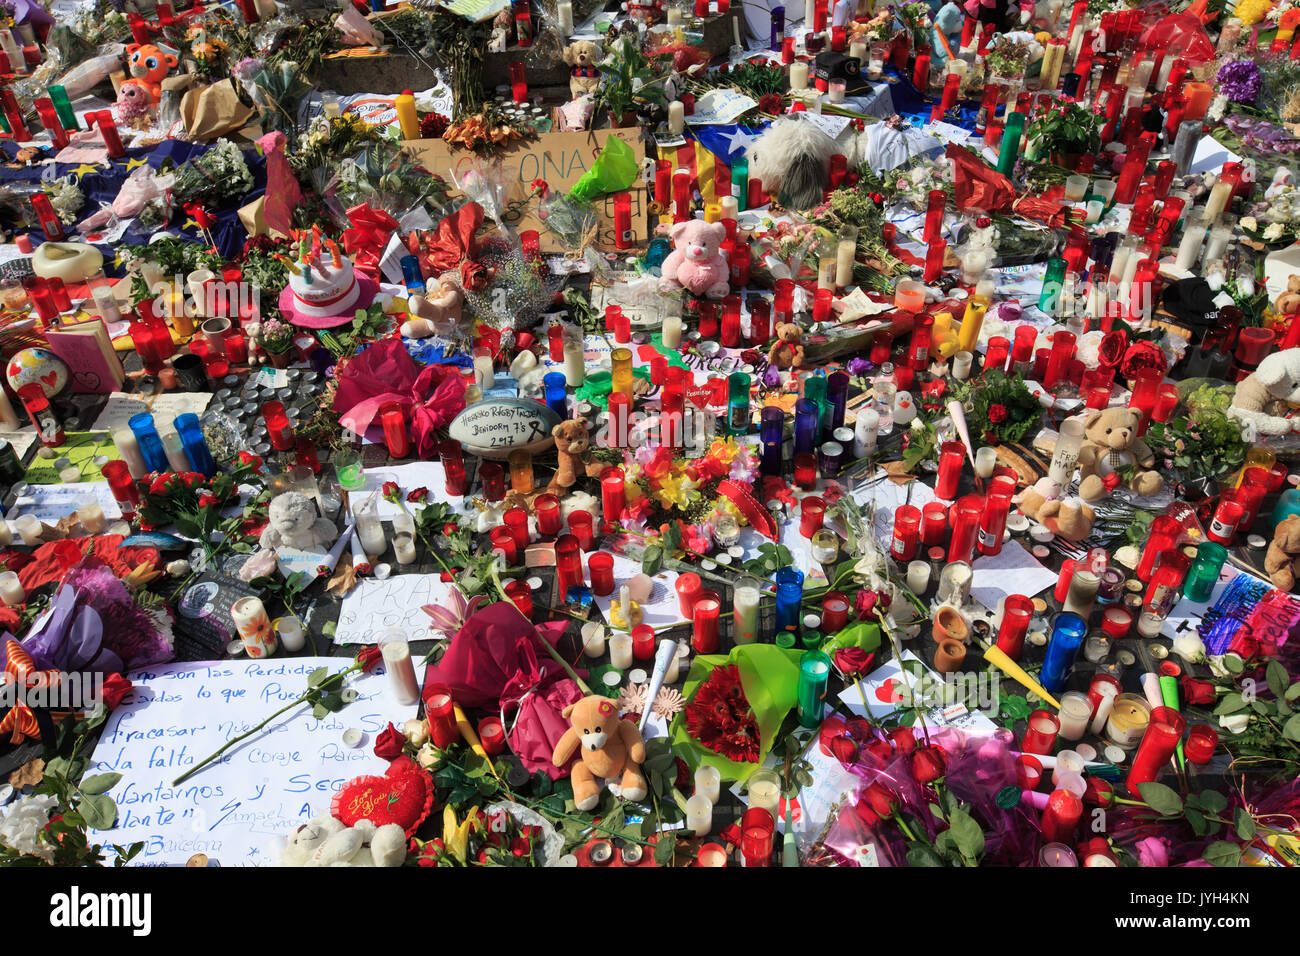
950,369,1042,446
256,316,295,355
172,139,254,205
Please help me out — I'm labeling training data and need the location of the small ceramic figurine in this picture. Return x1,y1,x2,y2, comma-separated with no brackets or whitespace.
258,492,338,552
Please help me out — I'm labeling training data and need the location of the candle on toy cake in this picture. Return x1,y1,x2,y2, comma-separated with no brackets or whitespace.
277,237,378,329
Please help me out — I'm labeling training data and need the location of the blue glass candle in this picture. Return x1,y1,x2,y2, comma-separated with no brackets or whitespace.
1271,488,1300,530
794,399,818,455
1041,612,1087,695
769,5,784,50
776,566,804,588
174,413,215,477
543,372,568,418
776,579,803,637
760,405,784,476
827,371,850,432
128,413,169,473
400,255,425,296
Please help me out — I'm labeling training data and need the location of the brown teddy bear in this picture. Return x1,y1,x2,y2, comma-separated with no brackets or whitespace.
1275,274,1300,317
1075,407,1164,502
551,695,648,810
1266,515,1300,592
767,321,805,370
562,40,602,100
547,419,604,496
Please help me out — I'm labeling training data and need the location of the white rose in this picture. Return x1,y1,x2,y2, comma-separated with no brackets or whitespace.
1218,712,1250,735
1265,223,1286,241
416,743,441,769
1240,216,1258,232
402,718,429,747
1171,632,1205,664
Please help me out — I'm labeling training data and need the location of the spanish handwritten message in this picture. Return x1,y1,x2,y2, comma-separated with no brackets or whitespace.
334,573,454,645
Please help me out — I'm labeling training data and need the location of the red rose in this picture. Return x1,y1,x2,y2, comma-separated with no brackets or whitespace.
237,451,264,472
853,798,880,827
148,474,168,495
374,722,405,760
183,473,204,488
862,782,898,819
197,492,218,508
829,734,859,765
863,739,894,764
911,744,947,785
758,93,783,115
100,673,133,712
833,647,874,676
1120,340,1168,382
1180,676,1215,706
355,645,384,673
1097,330,1127,369
673,757,691,789
442,522,459,536
460,260,489,292
407,487,429,503
382,481,401,502
888,726,917,755
987,403,1009,424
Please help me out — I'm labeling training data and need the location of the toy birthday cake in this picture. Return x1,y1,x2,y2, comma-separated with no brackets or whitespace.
278,228,377,329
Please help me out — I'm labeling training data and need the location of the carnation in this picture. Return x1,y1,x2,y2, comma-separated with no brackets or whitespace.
1217,59,1263,105
0,794,59,862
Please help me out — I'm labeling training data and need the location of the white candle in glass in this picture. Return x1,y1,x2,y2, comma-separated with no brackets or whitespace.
849,40,867,61
854,408,879,457
77,502,107,534
161,429,191,473
974,446,998,479
581,621,607,658
1088,683,1120,736
1175,223,1206,270
275,616,307,652
609,633,634,669
686,794,713,835
747,771,781,815
1092,180,1116,205
1084,199,1105,224
1203,224,1232,265
393,532,417,565
1201,180,1233,224
906,561,931,594
1056,694,1092,741
381,638,421,706
0,571,24,606
14,514,42,546
1063,175,1089,201
112,429,148,479
557,0,574,34
662,314,683,349
951,351,974,381
563,338,585,387
789,60,809,91
695,765,721,803
733,586,760,644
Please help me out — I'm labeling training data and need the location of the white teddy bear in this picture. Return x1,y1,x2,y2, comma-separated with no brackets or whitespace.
258,492,339,553
1229,349,1300,436
279,816,407,867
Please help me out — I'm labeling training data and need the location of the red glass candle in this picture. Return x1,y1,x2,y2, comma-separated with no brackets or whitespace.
588,551,615,596
692,590,721,653
869,329,893,365
749,298,771,345
978,491,1011,556
1144,549,1190,607
203,356,229,385
223,331,249,364
477,716,506,756
1016,755,1043,791
631,623,656,661
913,52,931,90
1041,789,1083,844
909,315,934,371
983,336,1010,374
261,400,295,451
607,392,629,449
794,451,818,490
920,502,948,547
891,504,922,561
101,460,140,511
938,73,960,116
996,594,1034,660
721,294,742,347
1136,516,1180,581
503,507,530,551
296,437,321,475
1125,706,1186,795
440,439,466,495
424,684,459,748
1043,330,1076,389
534,493,562,536
508,61,527,103
94,110,125,159
600,468,625,525
821,591,850,632
676,572,703,618
799,495,826,538
613,191,633,249
547,324,565,362
1101,605,1132,638
555,534,583,597
568,510,595,551
1022,709,1061,756
934,441,965,500
379,402,409,459
505,579,533,619
612,309,631,344
1054,558,1077,604
673,169,691,223
480,462,506,502
697,301,719,338
947,495,983,564
1184,724,1218,765
1234,467,1272,530
654,160,672,209
923,239,947,283
740,807,775,867
490,525,520,564
812,288,833,324
727,238,751,287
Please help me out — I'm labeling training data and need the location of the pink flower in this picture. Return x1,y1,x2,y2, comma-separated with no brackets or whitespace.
422,586,485,639
1136,837,1170,867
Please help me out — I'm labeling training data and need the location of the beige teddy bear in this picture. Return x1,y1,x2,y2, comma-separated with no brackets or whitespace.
1076,407,1164,502
562,40,602,100
767,321,806,369
547,419,605,496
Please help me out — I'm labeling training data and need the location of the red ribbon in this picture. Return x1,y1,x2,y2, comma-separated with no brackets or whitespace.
342,203,399,281
0,640,60,745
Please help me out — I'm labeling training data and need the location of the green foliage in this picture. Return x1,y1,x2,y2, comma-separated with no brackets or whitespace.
950,369,1042,446
1144,384,1248,480
591,34,669,127
1024,99,1103,158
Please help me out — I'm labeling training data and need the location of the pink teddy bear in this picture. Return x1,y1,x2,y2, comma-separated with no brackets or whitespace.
658,220,730,300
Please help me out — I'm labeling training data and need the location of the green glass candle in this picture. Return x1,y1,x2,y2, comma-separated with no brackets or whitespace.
731,156,749,212
49,86,78,131
727,372,751,436
797,651,831,728
1184,542,1227,602
997,111,1026,177
1038,257,1067,314
802,374,826,444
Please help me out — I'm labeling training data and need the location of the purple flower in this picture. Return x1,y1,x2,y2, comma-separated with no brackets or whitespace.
1217,59,1262,104
847,356,872,378
762,365,783,389
1136,837,1170,867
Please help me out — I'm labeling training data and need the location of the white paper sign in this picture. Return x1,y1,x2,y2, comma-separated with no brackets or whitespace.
87,658,421,866
685,88,759,126
970,540,1058,611
9,481,122,523
91,391,214,433
333,572,456,644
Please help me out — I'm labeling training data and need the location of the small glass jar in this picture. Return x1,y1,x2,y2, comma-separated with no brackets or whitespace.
1082,633,1111,663
1105,693,1152,750
810,528,839,564
713,512,741,549
1,278,28,311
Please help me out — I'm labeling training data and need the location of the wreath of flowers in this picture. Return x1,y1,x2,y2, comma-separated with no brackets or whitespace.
683,664,761,763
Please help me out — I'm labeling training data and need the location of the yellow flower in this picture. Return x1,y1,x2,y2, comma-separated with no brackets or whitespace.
443,806,477,864
654,471,697,509
1235,0,1275,26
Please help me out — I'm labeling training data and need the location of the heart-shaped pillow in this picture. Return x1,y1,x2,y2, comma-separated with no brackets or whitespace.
330,756,432,836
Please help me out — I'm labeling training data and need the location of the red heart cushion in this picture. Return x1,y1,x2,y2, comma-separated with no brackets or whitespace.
687,382,714,409
330,757,432,836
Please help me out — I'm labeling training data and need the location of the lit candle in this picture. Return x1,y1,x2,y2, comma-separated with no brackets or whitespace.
381,637,421,705
733,585,760,644
610,633,634,669
747,770,781,815
0,571,24,606
77,502,107,534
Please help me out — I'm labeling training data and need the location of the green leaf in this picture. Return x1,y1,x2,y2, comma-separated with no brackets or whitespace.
80,793,117,830
1202,840,1241,867
1197,789,1228,815
312,703,329,719
1286,683,1300,702
947,808,985,861
1267,661,1290,699
644,753,676,774
78,773,122,796
1137,782,1184,816
1215,693,1247,715
653,832,677,866
1185,807,1208,836
906,844,945,867
1235,808,1257,842
641,544,663,576
1282,713,1300,742
1223,655,1245,675
307,667,330,688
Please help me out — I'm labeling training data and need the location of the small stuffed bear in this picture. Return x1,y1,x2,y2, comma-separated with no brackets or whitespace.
551,695,647,811
562,40,602,100
1274,274,1300,317
124,43,178,103
279,816,407,867
1076,407,1164,502
659,220,730,299
259,492,338,552
402,275,465,339
1230,348,1300,436
767,321,806,369
547,419,604,496
1267,515,1300,592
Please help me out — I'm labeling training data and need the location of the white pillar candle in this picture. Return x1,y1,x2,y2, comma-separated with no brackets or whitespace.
0,387,17,429
112,429,149,479
974,445,998,478
77,502,107,534
393,532,417,565
853,408,879,457
14,514,42,546
557,0,574,34
790,60,809,91
906,560,931,594
1057,694,1092,741
563,337,585,387
1175,223,1206,270
849,40,867,61
804,0,816,29
581,622,606,658
662,314,683,349
1203,224,1232,264
695,765,721,803
0,521,10,547
835,237,857,289
686,794,713,835
668,100,685,135
161,429,191,473
381,638,421,706
275,616,307,652
667,6,681,25
0,571,24,606
733,585,760,644
1089,682,1120,736
951,351,973,381
1201,179,1233,224
231,597,277,658
609,633,634,669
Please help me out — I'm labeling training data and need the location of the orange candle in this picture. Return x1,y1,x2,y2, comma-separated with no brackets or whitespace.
1182,82,1212,122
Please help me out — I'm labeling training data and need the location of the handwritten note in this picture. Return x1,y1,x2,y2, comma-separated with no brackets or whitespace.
87,658,422,866
92,391,214,433
334,573,455,645
970,540,1058,611
9,481,122,523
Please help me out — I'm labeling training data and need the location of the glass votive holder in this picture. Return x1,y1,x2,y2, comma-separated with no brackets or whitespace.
1082,633,1111,663
13,514,42,546
810,528,838,564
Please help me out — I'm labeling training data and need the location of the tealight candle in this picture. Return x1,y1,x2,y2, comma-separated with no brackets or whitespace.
393,532,417,565
77,502,107,534
951,350,973,380
0,571,24,606
381,637,421,706
747,769,781,815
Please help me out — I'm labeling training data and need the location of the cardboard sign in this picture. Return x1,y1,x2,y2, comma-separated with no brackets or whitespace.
404,128,648,252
